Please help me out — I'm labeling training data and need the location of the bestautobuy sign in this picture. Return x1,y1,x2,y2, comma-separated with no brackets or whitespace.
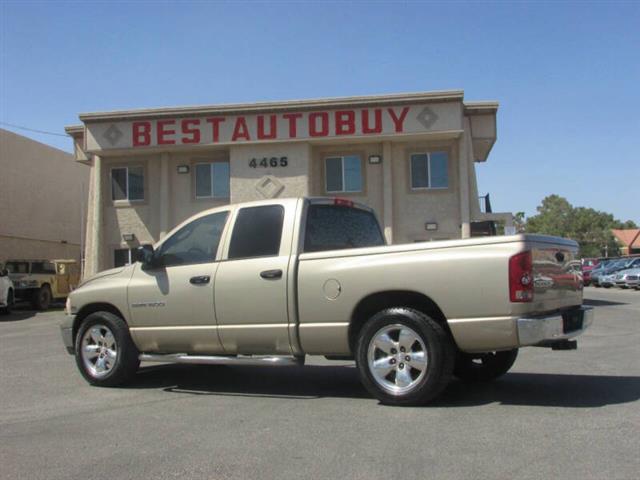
85,103,460,151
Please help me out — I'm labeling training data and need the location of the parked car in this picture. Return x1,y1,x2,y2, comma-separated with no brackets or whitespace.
0,266,15,315
591,258,640,287
5,259,80,310
60,197,593,406
613,268,640,289
581,258,600,286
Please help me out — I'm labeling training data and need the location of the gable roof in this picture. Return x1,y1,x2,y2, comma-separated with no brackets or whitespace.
612,229,640,248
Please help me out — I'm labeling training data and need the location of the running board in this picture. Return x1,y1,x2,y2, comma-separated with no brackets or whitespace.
139,353,304,367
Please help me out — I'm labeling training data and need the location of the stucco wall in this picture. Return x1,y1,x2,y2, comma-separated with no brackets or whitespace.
0,129,88,263
391,140,461,243
229,143,311,203
310,143,384,219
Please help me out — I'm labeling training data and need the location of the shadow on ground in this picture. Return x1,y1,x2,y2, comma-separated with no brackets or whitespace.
583,298,628,307
0,304,64,322
129,363,640,408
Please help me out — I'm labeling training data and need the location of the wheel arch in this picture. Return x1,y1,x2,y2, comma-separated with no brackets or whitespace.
348,290,455,353
73,303,127,341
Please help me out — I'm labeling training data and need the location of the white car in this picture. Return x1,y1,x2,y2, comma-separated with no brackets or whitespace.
0,266,15,314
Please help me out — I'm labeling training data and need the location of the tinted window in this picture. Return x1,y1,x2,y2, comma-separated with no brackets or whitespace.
196,162,230,198
410,154,429,188
111,168,127,200
157,212,229,267
128,166,144,200
31,262,56,274
5,262,29,274
114,249,130,268
228,205,284,259
304,204,385,252
430,152,449,188
325,157,342,192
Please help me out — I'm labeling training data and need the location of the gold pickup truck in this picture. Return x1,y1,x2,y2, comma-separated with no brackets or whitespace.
61,197,592,405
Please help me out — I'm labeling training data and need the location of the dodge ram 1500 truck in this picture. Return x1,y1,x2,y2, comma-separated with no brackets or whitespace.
61,197,593,405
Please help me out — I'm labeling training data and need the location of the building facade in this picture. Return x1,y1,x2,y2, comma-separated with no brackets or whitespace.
65,91,512,277
0,129,89,264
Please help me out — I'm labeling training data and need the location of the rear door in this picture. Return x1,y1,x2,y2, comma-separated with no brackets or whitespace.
214,201,298,355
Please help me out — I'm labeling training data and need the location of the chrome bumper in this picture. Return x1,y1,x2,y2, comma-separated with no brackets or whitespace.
60,315,75,354
517,307,594,346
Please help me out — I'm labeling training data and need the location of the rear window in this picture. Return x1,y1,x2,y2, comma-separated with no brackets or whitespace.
228,205,285,259
304,204,385,253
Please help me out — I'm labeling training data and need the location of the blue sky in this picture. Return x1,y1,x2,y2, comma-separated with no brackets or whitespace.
1,1,638,222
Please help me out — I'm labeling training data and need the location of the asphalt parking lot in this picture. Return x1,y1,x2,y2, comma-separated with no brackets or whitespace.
1,287,639,480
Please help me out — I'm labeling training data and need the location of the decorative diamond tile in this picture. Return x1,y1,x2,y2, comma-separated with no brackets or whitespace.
255,175,285,199
103,124,123,146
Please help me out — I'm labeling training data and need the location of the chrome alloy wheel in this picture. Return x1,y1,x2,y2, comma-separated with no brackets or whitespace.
81,324,118,378
367,324,428,395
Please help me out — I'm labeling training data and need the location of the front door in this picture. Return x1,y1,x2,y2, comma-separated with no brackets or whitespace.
128,210,230,354
215,204,292,355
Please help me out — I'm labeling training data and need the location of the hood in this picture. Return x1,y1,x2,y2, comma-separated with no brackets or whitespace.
77,266,129,288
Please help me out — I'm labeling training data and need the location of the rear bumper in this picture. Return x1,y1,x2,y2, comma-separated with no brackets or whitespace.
517,307,594,346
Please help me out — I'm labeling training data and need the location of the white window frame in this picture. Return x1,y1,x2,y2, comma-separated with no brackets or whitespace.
195,161,230,199
324,155,362,194
111,166,145,201
409,152,449,190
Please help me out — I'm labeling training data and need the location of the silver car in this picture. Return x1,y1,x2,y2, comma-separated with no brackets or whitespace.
614,268,640,289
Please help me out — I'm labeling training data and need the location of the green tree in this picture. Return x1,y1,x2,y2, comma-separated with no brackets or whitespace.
524,195,637,257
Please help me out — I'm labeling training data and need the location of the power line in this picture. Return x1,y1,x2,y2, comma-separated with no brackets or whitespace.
0,121,69,137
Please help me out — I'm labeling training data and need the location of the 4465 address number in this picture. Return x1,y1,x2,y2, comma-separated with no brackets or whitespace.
249,157,288,168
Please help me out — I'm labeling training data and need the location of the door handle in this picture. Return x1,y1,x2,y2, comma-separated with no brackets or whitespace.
260,269,283,280
189,275,211,285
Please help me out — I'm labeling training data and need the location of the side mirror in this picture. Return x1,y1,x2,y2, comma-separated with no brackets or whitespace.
137,245,157,269
0,269,7,277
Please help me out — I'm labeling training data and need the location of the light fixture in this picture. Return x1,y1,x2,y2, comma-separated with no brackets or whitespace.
368,155,382,165
122,233,136,242
177,165,190,174
425,222,438,231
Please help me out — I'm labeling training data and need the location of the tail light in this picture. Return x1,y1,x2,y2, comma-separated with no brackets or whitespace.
509,251,533,302
334,198,354,207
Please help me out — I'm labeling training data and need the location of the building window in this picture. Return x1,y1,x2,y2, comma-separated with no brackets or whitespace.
195,162,230,199
410,152,449,189
113,248,141,267
325,155,362,193
228,205,284,259
111,166,144,201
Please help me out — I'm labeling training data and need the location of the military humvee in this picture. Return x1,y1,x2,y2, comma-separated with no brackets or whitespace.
5,259,80,310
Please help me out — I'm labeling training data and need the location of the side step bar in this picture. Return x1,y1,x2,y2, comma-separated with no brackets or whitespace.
139,353,304,367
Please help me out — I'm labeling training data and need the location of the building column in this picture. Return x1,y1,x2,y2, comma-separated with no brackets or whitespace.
89,155,103,276
382,141,393,244
458,120,472,238
159,153,170,238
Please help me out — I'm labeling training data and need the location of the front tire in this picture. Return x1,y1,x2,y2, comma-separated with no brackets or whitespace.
75,311,140,386
32,285,52,310
355,308,454,406
453,349,518,382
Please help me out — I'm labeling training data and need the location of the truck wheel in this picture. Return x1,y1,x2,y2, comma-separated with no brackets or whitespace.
75,311,140,387
1,289,13,315
355,308,454,406
32,285,52,310
453,349,518,382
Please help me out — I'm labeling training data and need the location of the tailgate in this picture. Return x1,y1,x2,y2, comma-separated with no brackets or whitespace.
529,236,583,312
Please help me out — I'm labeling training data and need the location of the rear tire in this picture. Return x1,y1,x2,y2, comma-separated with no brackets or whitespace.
355,307,454,406
32,285,51,310
453,349,518,382
75,311,140,387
